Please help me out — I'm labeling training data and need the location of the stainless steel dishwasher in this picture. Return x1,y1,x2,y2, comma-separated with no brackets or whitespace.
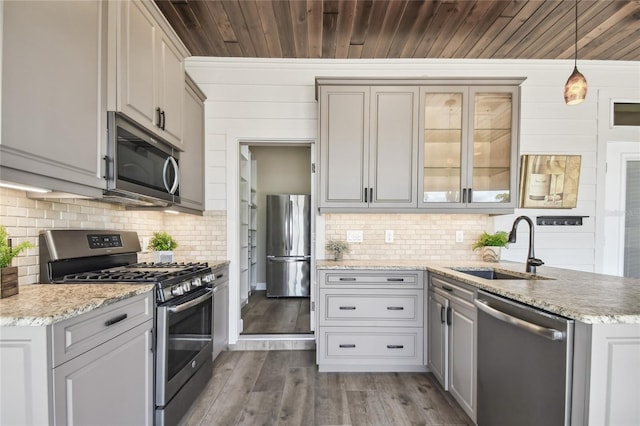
475,290,574,426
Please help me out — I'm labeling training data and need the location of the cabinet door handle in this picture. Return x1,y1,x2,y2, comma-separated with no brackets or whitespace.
339,277,356,281
440,306,445,324
442,285,454,292
364,187,368,203
105,313,127,327
462,188,468,203
369,187,373,202
339,344,356,348
387,306,404,310
446,307,452,326
468,188,473,203
156,107,162,127
103,155,111,180
387,278,404,282
160,110,166,130
339,306,356,310
387,345,404,349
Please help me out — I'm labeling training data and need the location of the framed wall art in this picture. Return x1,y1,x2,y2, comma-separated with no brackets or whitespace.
519,155,582,208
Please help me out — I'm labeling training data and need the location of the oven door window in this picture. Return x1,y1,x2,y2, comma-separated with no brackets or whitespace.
165,289,212,381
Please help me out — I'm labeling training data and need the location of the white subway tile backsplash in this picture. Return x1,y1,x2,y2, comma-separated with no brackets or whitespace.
0,188,227,285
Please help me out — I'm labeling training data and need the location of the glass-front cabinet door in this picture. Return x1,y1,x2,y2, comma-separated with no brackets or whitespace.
418,85,519,210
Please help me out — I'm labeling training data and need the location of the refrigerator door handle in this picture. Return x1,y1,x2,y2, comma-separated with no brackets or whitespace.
267,256,310,262
288,199,294,252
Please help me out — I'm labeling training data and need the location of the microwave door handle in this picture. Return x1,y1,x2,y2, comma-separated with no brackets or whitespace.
168,156,179,194
163,157,180,194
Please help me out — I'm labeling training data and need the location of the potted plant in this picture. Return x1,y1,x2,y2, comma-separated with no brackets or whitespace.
0,225,34,298
472,231,509,262
326,239,350,261
148,231,178,263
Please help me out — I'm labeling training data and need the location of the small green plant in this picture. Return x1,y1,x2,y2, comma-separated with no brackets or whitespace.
471,231,509,250
0,225,34,268
148,232,178,251
325,239,350,260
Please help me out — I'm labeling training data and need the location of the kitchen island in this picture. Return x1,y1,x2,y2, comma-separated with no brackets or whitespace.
316,260,640,426
317,260,640,324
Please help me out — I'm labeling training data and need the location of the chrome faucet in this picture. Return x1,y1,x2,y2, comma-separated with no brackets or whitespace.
508,216,544,274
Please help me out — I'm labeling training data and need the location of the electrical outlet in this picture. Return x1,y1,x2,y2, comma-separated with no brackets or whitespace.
346,230,363,243
455,230,464,243
385,230,394,243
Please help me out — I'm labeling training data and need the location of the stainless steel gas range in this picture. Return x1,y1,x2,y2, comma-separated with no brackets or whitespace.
39,229,215,426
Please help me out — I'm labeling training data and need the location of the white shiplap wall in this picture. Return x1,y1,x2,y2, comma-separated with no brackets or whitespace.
185,58,640,340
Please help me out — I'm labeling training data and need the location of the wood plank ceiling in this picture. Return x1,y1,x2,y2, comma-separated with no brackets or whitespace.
154,0,640,61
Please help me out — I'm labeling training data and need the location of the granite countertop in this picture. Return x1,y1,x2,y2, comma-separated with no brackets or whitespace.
317,259,640,325
0,284,154,327
210,260,230,270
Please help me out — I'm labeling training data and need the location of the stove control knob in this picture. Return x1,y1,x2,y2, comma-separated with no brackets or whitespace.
192,277,202,287
182,282,191,292
202,273,214,283
171,286,184,296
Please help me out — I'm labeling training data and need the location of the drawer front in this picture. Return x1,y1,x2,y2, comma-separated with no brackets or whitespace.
319,327,423,365
430,274,476,303
320,270,423,289
53,291,153,367
320,289,423,327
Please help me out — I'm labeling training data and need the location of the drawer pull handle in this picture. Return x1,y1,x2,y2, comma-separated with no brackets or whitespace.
339,277,356,281
387,278,404,282
387,306,404,310
339,306,356,310
339,344,356,348
104,313,127,327
442,285,454,292
387,345,404,349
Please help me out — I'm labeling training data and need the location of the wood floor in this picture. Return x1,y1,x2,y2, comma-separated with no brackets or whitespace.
241,291,311,334
179,350,473,426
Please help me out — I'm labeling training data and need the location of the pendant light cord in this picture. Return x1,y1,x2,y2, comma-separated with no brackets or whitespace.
574,0,578,68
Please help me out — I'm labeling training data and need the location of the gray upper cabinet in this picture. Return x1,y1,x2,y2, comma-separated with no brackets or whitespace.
317,78,523,214
114,0,187,150
0,0,108,197
178,75,206,212
0,0,189,197
418,83,521,213
318,83,419,210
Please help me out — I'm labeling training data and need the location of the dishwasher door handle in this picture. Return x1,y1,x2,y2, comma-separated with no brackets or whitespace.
474,299,565,341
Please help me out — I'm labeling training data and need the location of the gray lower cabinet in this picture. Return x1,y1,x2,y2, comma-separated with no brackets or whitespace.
212,265,229,361
0,291,154,426
317,269,424,372
428,273,477,423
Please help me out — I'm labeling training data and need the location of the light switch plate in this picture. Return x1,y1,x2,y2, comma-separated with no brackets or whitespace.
385,230,394,243
455,230,464,243
346,230,363,243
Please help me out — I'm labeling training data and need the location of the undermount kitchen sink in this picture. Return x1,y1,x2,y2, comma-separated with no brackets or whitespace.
448,267,549,280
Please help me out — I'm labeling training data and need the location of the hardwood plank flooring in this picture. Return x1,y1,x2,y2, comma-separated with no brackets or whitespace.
241,291,311,334
179,351,473,426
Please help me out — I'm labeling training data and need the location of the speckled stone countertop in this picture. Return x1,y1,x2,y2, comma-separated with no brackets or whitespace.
317,260,640,324
0,284,154,327
210,260,230,270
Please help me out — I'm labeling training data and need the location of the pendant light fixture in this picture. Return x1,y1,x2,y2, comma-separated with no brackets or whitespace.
564,0,587,105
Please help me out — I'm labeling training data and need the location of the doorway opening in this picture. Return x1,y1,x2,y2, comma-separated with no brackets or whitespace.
238,143,314,335
603,142,640,277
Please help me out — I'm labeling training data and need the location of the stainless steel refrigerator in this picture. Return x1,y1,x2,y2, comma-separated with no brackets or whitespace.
266,194,310,298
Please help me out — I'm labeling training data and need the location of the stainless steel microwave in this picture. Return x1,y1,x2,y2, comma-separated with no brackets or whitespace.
105,112,180,206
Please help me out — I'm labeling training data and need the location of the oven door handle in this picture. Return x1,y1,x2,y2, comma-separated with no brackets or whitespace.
167,288,213,313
